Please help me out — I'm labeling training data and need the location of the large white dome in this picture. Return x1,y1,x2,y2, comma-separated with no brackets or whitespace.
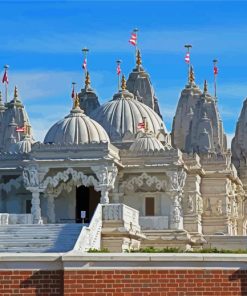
44,105,109,145
91,89,166,142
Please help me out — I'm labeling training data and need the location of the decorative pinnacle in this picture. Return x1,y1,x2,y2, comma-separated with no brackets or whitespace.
14,86,18,101
82,47,89,54
189,66,195,84
203,80,208,93
73,93,80,109
136,49,142,67
0,91,2,102
121,75,126,91
85,71,91,89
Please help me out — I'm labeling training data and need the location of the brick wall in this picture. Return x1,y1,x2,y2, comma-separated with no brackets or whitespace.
63,269,247,296
1,269,247,296
0,270,63,296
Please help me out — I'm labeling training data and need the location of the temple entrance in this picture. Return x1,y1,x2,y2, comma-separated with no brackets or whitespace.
76,186,100,223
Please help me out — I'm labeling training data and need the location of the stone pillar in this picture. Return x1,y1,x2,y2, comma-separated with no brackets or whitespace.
100,187,109,204
46,193,56,223
169,193,183,230
30,189,43,224
91,165,118,205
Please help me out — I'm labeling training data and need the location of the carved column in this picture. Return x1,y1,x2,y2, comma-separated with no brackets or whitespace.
92,165,118,204
30,188,43,224
46,193,56,223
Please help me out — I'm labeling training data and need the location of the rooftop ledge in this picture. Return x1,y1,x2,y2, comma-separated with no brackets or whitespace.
1,253,247,269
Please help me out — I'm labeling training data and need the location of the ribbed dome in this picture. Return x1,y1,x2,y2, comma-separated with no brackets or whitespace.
9,135,32,154
91,89,166,142
130,133,165,154
44,106,109,145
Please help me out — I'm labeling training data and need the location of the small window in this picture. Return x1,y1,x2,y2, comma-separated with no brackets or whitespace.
145,197,155,216
26,200,32,214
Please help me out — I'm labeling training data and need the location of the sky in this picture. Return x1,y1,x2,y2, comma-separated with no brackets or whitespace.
0,0,247,145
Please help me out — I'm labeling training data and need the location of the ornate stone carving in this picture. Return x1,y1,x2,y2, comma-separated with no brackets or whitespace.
42,167,98,190
186,195,194,213
167,170,187,193
119,172,167,193
91,165,118,204
216,199,223,216
23,165,40,188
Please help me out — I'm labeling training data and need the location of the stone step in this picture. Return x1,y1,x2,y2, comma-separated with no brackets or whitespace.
0,224,84,253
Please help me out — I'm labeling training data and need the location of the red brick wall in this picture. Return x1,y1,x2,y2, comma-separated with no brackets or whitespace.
63,269,247,296
1,269,247,295
0,270,63,296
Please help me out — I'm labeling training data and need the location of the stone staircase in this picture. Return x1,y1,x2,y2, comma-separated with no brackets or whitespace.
0,224,84,253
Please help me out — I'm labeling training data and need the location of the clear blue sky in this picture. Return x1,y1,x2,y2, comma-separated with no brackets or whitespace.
0,0,247,144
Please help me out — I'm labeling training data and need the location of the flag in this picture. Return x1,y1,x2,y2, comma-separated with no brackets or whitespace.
185,52,190,64
137,122,145,129
16,126,25,132
129,32,137,46
214,66,218,75
2,69,8,84
82,58,87,70
117,63,121,75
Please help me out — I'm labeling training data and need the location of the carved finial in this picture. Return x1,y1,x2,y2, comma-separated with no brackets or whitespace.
189,66,195,84
14,86,18,101
85,71,91,89
204,80,208,93
121,75,126,91
73,93,80,109
136,49,142,67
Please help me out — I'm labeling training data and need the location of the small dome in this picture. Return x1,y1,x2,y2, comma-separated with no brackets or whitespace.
91,88,166,143
130,133,165,154
44,104,109,145
9,135,32,154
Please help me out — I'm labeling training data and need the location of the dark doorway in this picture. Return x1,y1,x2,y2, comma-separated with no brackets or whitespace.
76,186,100,223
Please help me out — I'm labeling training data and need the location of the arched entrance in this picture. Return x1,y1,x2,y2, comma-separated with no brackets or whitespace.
76,185,100,223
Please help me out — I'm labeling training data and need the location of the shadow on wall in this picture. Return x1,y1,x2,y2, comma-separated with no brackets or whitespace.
20,270,63,296
229,269,247,295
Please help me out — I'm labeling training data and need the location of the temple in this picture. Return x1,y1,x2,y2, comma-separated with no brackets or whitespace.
0,50,247,253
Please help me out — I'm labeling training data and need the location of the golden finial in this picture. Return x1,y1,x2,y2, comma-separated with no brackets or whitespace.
85,71,91,89
14,86,18,101
204,80,208,93
73,93,80,109
121,75,126,91
189,66,195,84
136,49,142,67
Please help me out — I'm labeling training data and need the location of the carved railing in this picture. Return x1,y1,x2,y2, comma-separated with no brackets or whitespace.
102,203,140,231
73,204,102,252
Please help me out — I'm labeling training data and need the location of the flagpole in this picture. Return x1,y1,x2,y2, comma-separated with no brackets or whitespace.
133,28,139,62
116,60,121,92
213,59,218,101
82,47,89,81
184,44,192,84
72,82,76,99
3,65,9,103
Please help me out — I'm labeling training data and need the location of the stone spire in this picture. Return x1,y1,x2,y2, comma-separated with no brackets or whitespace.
232,98,247,184
184,90,227,155
126,49,162,119
0,87,34,152
171,67,202,151
78,71,100,116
